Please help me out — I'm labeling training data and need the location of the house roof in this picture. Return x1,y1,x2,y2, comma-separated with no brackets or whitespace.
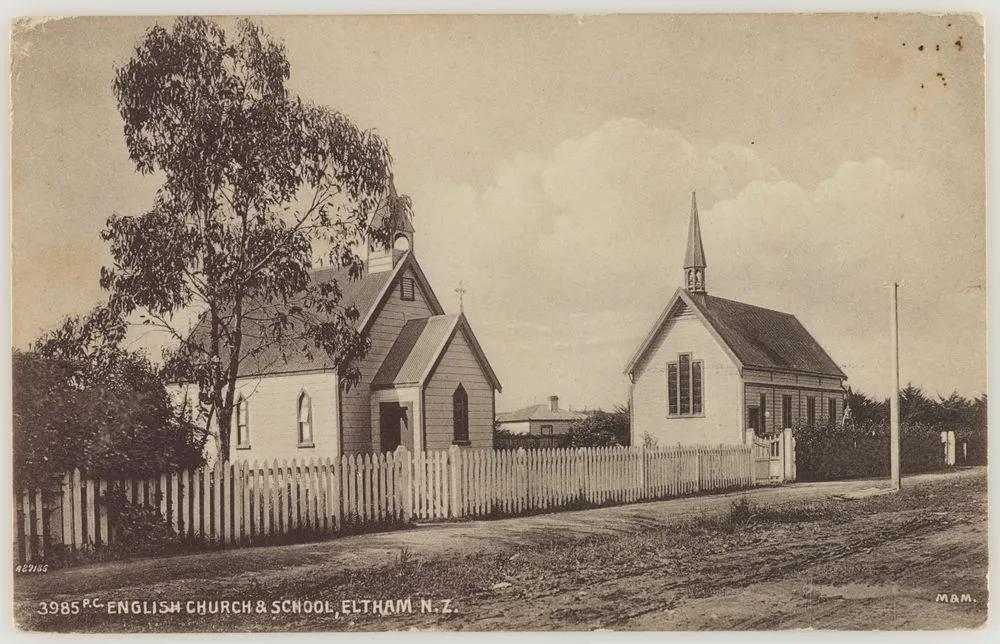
371,313,502,391
625,288,847,379
496,404,587,423
189,251,445,378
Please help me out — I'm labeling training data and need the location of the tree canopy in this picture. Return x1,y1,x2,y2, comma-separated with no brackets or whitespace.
846,385,986,437
568,405,631,448
100,17,405,461
14,310,206,489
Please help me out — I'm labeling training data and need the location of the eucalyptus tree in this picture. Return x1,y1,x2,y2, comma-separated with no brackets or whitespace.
102,17,405,460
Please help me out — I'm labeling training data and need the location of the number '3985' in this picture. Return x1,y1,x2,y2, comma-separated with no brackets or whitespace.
37,601,80,616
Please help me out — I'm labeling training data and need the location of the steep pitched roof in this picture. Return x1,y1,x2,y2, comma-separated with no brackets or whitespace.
190,251,444,378
496,404,587,423
625,288,846,379
371,313,501,391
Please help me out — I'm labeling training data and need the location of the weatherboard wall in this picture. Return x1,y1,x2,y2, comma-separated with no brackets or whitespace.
341,264,438,454
423,327,495,450
630,304,743,446
228,371,340,463
497,420,575,435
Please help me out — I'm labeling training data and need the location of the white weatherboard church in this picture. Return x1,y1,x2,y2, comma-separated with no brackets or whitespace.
625,194,848,447
190,180,501,463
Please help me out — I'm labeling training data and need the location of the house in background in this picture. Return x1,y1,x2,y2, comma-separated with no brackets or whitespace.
624,193,847,447
182,179,501,463
496,395,586,436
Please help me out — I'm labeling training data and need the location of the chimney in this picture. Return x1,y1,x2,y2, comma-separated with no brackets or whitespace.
549,395,559,412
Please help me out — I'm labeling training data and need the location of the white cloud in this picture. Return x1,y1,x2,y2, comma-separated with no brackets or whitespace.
410,119,985,411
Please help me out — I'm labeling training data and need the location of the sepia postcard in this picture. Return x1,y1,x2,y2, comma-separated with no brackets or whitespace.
8,12,989,633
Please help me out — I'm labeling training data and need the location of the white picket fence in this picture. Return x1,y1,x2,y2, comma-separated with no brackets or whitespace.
14,443,754,564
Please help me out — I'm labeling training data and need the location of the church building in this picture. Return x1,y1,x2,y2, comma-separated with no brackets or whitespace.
194,180,501,463
624,194,847,447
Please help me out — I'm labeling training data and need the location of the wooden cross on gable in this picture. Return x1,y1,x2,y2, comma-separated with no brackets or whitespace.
455,281,467,313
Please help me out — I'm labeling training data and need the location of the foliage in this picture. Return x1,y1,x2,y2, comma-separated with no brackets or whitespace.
569,404,631,448
100,487,182,556
13,310,207,489
13,351,94,490
847,385,986,435
793,420,948,482
492,423,516,440
845,385,987,467
102,17,401,461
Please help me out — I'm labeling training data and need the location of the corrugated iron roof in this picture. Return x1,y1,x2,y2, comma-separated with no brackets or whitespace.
371,315,458,386
371,313,502,390
187,254,409,378
686,292,847,378
496,404,588,423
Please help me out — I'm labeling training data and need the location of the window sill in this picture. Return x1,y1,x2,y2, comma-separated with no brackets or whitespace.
297,442,315,449
666,413,706,419
451,440,471,447
235,444,252,450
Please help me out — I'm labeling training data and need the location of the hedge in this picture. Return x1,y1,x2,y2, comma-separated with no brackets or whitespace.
793,421,947,482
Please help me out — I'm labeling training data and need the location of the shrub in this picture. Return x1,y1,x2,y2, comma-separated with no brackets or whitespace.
99,487,183,556
793,420,946,481
569,407,630,448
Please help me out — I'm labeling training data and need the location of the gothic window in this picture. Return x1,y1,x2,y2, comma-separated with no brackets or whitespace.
782,395,793,429
452,384,469,444
297,391,313,446
807,396,816,426
667,353,703,417
828,398,837,424
236,395,250,447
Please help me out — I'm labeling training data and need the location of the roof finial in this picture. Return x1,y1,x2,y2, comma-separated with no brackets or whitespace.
455,281,467,313
684,191,707,293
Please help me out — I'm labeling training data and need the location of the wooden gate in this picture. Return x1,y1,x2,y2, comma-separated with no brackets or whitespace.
753,435,783,484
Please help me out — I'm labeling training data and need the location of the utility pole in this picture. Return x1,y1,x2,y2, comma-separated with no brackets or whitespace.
890,281,901,490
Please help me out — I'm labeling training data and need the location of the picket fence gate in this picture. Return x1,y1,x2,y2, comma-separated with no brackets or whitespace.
14,443,754,564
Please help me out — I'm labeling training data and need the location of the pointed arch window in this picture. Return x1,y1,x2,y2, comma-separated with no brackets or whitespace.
297,391,314,447
235,394,250,448
452,384,470,445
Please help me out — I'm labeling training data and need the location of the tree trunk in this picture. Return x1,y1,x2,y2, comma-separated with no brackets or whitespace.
217,407,232,463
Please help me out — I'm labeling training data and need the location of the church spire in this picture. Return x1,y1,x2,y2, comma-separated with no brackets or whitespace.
684,191,707,293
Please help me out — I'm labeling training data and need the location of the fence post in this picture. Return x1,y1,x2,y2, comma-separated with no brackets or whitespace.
60,473,72,552
638,445,648,500
695,446,702,493
448,445,462,519
396,446,412,521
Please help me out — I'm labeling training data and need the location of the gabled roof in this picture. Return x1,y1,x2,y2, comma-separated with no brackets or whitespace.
371,313,502,391
625,288,847,380
496,404,587,423
192,251,445,378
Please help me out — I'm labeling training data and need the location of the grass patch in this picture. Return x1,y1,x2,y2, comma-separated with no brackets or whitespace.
16,471,987,632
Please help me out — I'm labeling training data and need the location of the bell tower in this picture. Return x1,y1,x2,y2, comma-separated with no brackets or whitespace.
684,191,707,293
367,175,415,274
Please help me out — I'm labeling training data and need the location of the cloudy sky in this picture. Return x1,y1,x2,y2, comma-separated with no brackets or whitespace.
11,14,986,412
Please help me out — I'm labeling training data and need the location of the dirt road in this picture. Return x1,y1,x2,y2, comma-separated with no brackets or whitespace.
15,468,988,631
